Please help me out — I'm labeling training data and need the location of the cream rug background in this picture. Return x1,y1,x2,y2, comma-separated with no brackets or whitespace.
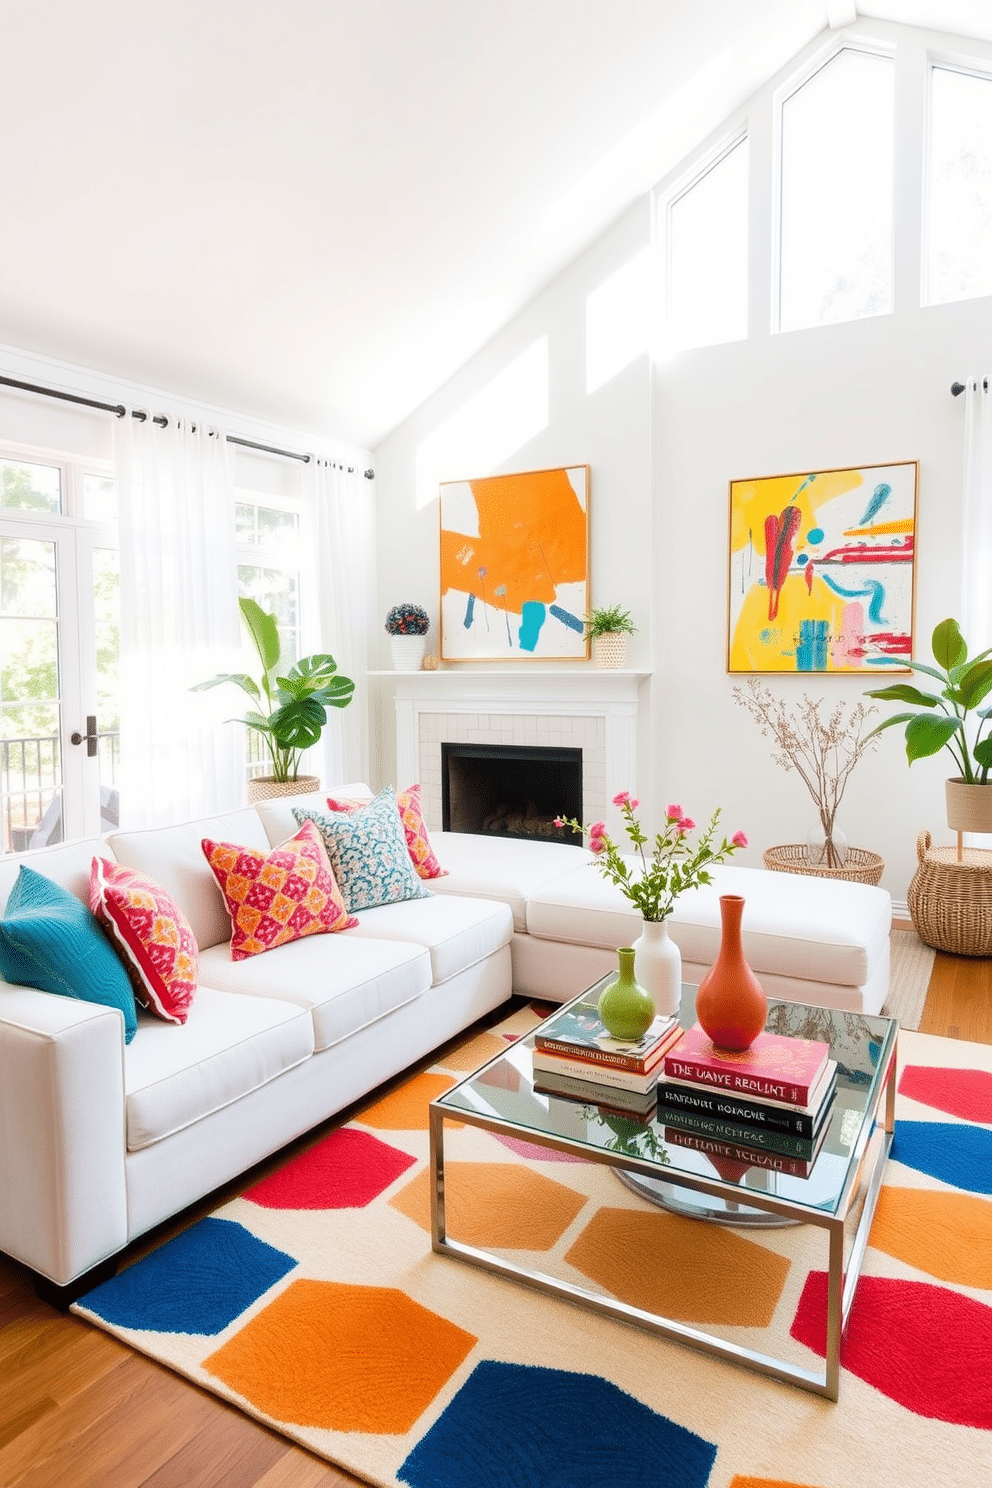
885,927,937,1030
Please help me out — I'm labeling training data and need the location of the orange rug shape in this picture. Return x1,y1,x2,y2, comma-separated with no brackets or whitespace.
204,1278,476,1433
390,1161,587,1250
730,1479,819,1488
566,1206,790,1326
359,1071,459,1130
869,1186,992,1289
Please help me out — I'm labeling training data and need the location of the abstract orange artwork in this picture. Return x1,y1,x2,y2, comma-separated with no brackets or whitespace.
439,465,589,660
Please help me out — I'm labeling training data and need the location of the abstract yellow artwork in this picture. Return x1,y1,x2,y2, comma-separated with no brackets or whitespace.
728,461,918,674
439,466,589,661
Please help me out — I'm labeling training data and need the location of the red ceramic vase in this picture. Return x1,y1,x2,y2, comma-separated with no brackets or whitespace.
694,894,767,1051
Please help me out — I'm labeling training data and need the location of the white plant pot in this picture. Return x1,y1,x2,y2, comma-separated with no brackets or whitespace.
592,633,627,668
631,917,682,1017
390,635,427,671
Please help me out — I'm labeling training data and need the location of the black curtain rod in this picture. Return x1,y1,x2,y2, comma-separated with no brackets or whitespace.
0,372,375,478
951,379,989,395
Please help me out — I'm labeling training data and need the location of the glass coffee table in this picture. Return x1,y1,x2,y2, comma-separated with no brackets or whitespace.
429,981,897,1399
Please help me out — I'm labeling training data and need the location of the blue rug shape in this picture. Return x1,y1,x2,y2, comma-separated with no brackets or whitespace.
398,1360,717,1488
78,1216,297,1334
893,1121,992,1195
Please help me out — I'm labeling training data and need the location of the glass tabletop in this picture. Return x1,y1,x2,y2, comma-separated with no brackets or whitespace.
436,980,898,1219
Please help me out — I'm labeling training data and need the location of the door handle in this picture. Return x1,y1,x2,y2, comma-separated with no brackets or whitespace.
70,716,98,758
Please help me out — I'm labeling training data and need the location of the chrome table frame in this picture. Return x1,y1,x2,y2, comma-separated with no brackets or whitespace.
429,1030,897,1400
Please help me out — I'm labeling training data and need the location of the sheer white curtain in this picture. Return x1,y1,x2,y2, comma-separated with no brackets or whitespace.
304,458,374,786
115,412,243,827
961,375,992,652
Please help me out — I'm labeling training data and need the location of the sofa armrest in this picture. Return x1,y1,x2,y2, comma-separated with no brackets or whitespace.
0,986,128,1287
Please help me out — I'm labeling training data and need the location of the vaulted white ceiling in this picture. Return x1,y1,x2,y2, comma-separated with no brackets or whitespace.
1,1,989,450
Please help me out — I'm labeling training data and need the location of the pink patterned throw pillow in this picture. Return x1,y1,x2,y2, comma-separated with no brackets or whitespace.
90,858,199,1024
326,782,448,880
202,818,358,961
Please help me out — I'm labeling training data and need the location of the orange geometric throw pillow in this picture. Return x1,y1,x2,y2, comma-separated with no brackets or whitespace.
89,857,199,1024
326,782,448,880
201,818,358,961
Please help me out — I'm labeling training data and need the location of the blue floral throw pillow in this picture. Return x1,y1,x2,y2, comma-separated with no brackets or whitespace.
293,788,432,913
0,865,139,1042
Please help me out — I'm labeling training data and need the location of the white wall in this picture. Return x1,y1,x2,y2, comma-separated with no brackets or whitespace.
372,199,655,798
373,17,992,911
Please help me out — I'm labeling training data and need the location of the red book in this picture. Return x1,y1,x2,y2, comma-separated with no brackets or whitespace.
662,1023,830,1106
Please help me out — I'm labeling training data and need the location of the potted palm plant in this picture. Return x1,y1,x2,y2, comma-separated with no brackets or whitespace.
865,616,992,842
192,597,355,801
583,604,636,668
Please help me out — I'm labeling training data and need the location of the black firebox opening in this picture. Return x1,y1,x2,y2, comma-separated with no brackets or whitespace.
441,742,583,842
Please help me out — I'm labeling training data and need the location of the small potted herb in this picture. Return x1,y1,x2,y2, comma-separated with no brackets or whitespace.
583,604,636,668
385,602,431,670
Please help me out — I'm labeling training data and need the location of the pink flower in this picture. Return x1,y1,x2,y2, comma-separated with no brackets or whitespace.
666,803,683,820
590,835,607,855
677,816,696,833
612,790,630,807
629,798,640,811
553,816,565,828
732,830,748,848
589,821,607,838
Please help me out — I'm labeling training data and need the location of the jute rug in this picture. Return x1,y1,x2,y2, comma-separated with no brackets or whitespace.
885,927,937,1031
73,1006,991,1488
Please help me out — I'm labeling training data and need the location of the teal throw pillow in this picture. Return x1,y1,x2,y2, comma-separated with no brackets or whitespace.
293,787,432,913
0,865,138,1042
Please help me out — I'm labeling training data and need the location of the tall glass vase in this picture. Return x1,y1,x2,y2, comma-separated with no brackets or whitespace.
631,917,681,1017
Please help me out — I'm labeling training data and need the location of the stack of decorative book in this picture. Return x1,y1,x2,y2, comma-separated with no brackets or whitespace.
531,1001,684,1113
655,1023,837,1170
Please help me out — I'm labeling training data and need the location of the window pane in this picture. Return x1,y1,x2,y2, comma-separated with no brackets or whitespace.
927,66,992,305
669,138,749,351
236,499,298,554
1,459,62,515
238,564,300,664
93,547,120,812
779,49,894,331
84,473,118,523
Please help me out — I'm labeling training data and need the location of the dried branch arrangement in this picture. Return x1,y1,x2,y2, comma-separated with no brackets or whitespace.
732,681,878,868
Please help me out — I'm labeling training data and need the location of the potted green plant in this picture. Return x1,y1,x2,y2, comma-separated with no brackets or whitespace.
583,604,636,668
865,616,992,839
192,596,355,800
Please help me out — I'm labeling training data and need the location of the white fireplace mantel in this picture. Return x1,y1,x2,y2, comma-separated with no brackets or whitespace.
380,668,650,828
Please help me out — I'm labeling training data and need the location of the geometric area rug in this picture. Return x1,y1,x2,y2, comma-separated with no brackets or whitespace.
73,1007,992,1488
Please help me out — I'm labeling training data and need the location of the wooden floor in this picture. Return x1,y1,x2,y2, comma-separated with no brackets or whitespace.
2,948,990,1488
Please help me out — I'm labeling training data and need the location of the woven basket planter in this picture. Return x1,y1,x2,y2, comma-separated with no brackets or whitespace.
908,829,992,957
762,843,885,886
246,774,321,804
592,633,628,668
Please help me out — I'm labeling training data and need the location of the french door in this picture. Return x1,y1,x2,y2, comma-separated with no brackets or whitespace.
0,515,119,851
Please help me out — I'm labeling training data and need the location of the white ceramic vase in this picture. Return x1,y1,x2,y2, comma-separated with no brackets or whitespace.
631,917,682,1017
389,634,427,671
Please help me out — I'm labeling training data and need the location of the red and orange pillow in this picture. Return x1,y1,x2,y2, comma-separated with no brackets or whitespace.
90,859,199,1025
202,817,357,960
325,782,447,880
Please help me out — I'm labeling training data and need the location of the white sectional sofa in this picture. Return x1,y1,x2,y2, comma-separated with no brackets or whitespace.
0,785,892,1305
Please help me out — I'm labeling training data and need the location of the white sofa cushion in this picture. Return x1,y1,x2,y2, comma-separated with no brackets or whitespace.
0,836,113,909
346,894,513,984
107,809,270,951
525,861,891,989
124,988,314,1151
428,831,595,932
252,784,373,847
197,933,432,1051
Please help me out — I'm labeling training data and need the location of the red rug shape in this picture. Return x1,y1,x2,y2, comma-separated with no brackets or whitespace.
244,1127,415,1209
791,1270,992,1426
898,1064,992,1124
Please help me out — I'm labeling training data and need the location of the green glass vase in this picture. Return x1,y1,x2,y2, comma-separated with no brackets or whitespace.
597,947,655,1041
